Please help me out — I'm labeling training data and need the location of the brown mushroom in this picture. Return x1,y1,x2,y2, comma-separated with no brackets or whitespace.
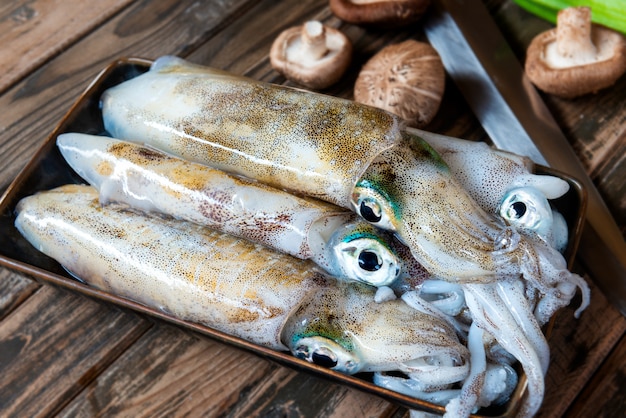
270,21,352,90
354,40,445,128
329,0,430,27
525,7,626,98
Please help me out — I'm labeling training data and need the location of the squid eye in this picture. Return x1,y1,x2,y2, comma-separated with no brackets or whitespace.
510,202,527,219
333,232,400,287
294,343,340,368
359,199,382,223
352,186,397,232
500,187,551,232
312,350,338,368
499,186,570,252
289,337,361,374
358,250,382,272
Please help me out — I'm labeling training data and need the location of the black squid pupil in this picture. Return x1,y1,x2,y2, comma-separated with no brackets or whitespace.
358,250,382,272
359,201,382,222
311,351,338,368
512,201,527,218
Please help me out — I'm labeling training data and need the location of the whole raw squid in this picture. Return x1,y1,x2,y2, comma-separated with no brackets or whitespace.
15,184,470,381
57,133,414,287
101,56,587,316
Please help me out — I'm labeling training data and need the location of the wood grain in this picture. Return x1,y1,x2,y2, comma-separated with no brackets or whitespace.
60,323,398,417
0,0,251,194
565,333,626,417
538,277,626,418
0,0,625,416
0,268,37,321
0,0,135,94
0,285,149,417
59,324,279,417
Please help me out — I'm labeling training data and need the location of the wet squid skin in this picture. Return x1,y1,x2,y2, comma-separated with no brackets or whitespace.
101,56,587,300
99,57,591,415
15,184,469,378
57,133,406,288
98,57,495,281
103,56,402,209
357,135,589,324
412,128,571,252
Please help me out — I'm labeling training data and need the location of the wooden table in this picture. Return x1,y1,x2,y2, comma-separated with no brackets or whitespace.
1,1,624,417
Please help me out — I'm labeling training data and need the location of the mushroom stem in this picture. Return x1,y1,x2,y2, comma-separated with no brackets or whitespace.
302,21,328,60
556,7,597,64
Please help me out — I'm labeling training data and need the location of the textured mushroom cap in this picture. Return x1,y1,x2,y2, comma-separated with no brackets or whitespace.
525,8,626,98
354,40,445,128
270,22,352,90
330,0,430,27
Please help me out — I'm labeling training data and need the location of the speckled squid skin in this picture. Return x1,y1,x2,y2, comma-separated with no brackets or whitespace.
56,133,407,287
101,56,496,280
14,185,469,375
354,134,512,280
102,56,402,208
56,133,348,260
409,128,570,214
102,56,587,299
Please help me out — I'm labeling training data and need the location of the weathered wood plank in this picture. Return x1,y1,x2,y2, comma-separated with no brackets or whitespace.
60,324,398,417
595,145,626,236
537,275,626,418
0,0,251,194
186,0,328,75
0,267,38,321
565,333,626,417
0,0,136,94
229,366,398,418
0,285,150,417
58,324,277,417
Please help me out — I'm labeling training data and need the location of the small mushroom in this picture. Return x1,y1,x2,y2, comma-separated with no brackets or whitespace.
525,7,626,98
354,40,445,128
329,0,430,27
270,21,352,90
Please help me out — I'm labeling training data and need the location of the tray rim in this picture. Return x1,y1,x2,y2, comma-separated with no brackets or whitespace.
0,56,588,417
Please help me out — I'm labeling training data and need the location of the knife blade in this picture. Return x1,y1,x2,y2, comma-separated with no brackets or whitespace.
422,0,626,316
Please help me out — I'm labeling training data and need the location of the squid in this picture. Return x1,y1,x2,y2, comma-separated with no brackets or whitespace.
412,128,570,252
101,55,588,314
96,56,591,416
15,184,470,382
57,133,420,288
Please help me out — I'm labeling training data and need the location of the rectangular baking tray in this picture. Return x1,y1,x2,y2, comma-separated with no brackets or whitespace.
0,58,586,417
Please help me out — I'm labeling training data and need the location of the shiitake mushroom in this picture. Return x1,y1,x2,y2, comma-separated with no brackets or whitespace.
354,40,445,128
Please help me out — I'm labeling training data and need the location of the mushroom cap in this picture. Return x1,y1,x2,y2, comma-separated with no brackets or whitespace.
354,40,445,128
329,0,430,27
525,20,626,98
270,22,352,90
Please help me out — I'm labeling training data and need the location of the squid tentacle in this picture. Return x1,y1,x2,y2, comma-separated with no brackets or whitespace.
444,322,486,417
463,283,545,418
495,279,550,374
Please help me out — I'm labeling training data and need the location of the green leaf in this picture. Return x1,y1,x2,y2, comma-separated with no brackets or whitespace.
513,0,626,34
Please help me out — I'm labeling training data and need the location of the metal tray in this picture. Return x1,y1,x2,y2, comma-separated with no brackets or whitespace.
0,58,586,417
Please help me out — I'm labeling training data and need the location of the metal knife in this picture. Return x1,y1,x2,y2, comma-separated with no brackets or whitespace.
422,0,626,316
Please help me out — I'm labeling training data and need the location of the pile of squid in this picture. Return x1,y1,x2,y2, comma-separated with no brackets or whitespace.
15,56,590,418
